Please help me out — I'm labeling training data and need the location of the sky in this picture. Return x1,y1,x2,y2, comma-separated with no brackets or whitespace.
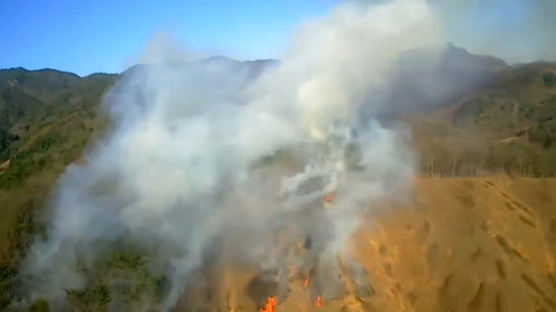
0,0,339,76
435,0,556,65
1,0,555,76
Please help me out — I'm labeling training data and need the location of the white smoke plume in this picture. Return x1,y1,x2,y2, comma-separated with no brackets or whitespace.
19,0,440,310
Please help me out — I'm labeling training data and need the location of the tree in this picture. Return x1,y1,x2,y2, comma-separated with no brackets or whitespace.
543,72,556,87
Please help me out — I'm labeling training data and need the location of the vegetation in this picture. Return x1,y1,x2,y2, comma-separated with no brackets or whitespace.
29,299,49,312
0,129,18,159
0,67,169,310
0,58,555,309
0,68,116,310
543,71,556,87
63,247,169,311
412,115,556,177
413,62,556,177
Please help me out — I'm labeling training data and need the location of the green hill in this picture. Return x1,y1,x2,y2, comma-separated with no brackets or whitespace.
0,52,555,309
410,61,556,177
0,59,277,309
0,68,117,308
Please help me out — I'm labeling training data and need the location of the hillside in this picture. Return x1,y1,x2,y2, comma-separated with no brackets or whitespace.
0,51,555,310
0,67,118,308
409,60,556,177
177,176,556,312
0,59,278,309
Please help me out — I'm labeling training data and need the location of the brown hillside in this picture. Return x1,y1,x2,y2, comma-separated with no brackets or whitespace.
176,176,556,312
1,58,555,310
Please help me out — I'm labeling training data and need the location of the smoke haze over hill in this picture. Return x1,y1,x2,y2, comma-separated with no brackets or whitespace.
19,0,437,309
14,0,556,311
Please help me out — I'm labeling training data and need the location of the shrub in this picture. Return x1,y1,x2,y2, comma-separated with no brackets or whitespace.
543,72,556,87
29,299,49,312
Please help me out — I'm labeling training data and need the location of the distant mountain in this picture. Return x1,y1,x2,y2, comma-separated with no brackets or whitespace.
0,57,276,147
376,43,508,115
452,60,556,146
0,68,117,159
408,58,556,176
122,56,277,79
0,49,555,184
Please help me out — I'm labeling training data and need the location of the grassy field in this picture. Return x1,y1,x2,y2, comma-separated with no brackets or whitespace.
183,176,556,311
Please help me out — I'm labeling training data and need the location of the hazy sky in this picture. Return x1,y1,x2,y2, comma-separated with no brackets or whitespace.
435,0,556,65
0,0,338,76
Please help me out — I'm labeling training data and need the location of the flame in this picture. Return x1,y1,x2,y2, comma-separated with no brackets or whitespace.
315,296,322,308
322,192,335,205
304,276,310,288
260,296,276,312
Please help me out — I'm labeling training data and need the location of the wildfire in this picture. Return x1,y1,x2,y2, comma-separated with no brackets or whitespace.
322,192,335,206
304,276,310,288
315,296,322,308
260,296,276,312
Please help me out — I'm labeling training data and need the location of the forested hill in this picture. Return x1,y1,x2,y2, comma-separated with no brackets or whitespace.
0,52,555,308
0,59,277,309
0,67,118,308
0,67,117,161
410,60,556,176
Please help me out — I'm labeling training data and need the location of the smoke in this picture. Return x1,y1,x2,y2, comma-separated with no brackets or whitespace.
19,0,439,310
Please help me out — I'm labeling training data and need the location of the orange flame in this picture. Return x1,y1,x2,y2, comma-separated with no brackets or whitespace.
260,296,276,312
315,296,322,308
322,192,335,205
304,276,310,288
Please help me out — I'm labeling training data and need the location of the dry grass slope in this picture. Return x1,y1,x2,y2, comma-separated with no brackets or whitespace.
177,176,556,312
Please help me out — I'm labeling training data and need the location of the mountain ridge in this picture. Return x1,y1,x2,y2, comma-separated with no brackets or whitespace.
0,46,555,309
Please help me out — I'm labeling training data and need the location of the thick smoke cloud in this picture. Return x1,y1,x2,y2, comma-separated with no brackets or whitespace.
20,0,441,310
